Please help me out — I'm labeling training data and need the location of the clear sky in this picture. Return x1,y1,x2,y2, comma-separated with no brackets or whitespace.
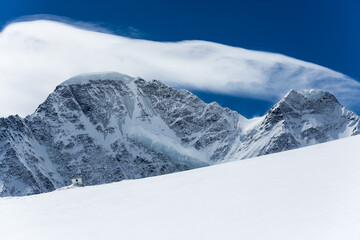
0,0,359,117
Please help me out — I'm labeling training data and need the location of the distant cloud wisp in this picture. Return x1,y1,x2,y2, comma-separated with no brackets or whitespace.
0,19,359,117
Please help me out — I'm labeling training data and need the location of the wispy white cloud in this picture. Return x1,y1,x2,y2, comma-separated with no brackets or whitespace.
0,19,359,117
4,14,146,38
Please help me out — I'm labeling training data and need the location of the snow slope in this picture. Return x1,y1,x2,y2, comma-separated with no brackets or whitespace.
1,135,360,240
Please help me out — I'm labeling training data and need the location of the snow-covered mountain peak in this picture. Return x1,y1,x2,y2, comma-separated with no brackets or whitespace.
60,72,135,86
277,89,340,112
297,89,329,99
0,74,359,197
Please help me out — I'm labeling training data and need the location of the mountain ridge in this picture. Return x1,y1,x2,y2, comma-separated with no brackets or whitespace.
0,72,358,196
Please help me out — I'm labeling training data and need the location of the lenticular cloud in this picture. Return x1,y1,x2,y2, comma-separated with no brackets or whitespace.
0,19,359,117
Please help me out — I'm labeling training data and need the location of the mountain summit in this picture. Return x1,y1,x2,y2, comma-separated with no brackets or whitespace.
0,72,358,196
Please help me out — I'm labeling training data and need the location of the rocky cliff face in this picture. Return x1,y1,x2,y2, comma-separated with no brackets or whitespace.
0,72,359,196
227,89,360,160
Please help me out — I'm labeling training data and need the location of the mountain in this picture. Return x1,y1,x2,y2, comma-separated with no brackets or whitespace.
228,89,360,159
1,133,360,240
0,72,359,196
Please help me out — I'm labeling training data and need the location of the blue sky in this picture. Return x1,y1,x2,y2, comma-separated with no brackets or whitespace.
0,0,359,117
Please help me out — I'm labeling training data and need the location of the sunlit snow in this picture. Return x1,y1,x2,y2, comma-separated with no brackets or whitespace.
1,135,360,240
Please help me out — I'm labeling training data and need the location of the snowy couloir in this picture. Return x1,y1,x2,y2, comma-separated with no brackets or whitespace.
0,72,359,196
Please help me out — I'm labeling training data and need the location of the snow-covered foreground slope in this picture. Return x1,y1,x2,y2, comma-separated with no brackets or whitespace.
1,135,360,240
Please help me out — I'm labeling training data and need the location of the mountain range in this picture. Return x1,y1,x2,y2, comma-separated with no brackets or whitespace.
0,72,359,196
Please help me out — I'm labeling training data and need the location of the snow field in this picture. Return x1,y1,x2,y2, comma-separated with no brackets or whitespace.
1,135,360,239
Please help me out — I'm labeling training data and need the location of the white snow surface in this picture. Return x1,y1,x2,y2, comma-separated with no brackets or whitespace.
297,89,328,100
1,135,360,240
60,71,135,86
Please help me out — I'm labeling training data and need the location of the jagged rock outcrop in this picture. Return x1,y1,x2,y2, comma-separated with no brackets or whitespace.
0,72,359,196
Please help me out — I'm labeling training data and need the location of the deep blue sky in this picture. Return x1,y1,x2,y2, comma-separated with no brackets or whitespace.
1,0,359,117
